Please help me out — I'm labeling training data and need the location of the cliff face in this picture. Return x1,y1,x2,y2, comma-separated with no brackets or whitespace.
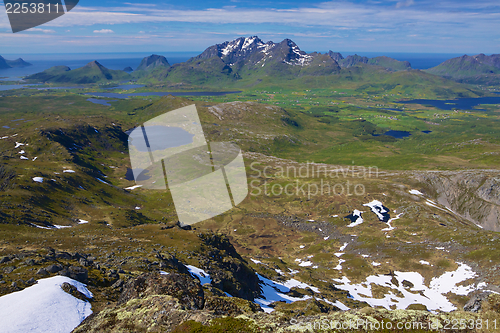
412,170,500,231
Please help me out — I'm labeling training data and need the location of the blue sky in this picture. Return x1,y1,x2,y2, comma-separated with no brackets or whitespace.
0,0,499,54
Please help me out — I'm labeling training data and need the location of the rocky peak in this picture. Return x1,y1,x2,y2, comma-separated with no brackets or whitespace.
339,54,369,68
136,54,170,71
0,55,11,69
328,51,344,62
195,36,314,67
83,60,105,70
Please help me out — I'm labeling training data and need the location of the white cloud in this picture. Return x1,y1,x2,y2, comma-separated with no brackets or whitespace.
28,28,56,33
93,29,114,34
41,2,500,36
1,1,500,53
396,0,415,8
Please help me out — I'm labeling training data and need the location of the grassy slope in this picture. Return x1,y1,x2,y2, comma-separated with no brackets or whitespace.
24,62,130,84
1,83,500,330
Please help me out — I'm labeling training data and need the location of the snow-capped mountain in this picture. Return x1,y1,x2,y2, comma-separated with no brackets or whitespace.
193,36,316,68
137,36,410,85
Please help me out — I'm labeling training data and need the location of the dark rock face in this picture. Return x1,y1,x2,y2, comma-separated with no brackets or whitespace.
26,277,37,285
156,253,189,274
59,266,88,283
36,268,49,277
0,256,11,264
339,54,369,68
46,264,63,273
61,282,90,301
464,292,491,312
198,233,261,301
56,252,72,260
328,51,344,62
119,273,204,310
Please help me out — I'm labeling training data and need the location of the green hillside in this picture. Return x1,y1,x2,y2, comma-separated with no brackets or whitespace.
426,54,500,81
24,61,130,84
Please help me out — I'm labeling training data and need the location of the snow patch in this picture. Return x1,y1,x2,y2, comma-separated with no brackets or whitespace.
124,185,142,190
0,276,92,333
363,200,390,222
382,213,403,231
322,298,350,311
346,210,364,227
187,265,211,285
32,177,43,183
333,262,481,312
334,259,345,270
254,274,320,313
409,189,423,195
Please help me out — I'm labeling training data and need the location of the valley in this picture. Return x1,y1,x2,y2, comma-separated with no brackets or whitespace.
1,36,500,332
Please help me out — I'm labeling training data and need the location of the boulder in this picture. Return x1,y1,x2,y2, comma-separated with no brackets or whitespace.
46,263,63,273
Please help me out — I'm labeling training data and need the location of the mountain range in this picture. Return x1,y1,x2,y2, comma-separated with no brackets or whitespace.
137,36,416,85
0,55,32,69
24,60,130,84
20,37,415,85
17,36,500,87
426,53,500,84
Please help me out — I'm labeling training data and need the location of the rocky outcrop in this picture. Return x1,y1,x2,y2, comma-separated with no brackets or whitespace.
198,232,261,300
411,170,500,231
72,272,261,333
118,273,205,309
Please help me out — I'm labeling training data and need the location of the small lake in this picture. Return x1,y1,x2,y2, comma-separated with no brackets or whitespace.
35,86,84,90
87,98,117,106
373,130,411,139
85,91,241,99
128,125,194,152
397,96,500,110
0,84,40,91
104,84,145,90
